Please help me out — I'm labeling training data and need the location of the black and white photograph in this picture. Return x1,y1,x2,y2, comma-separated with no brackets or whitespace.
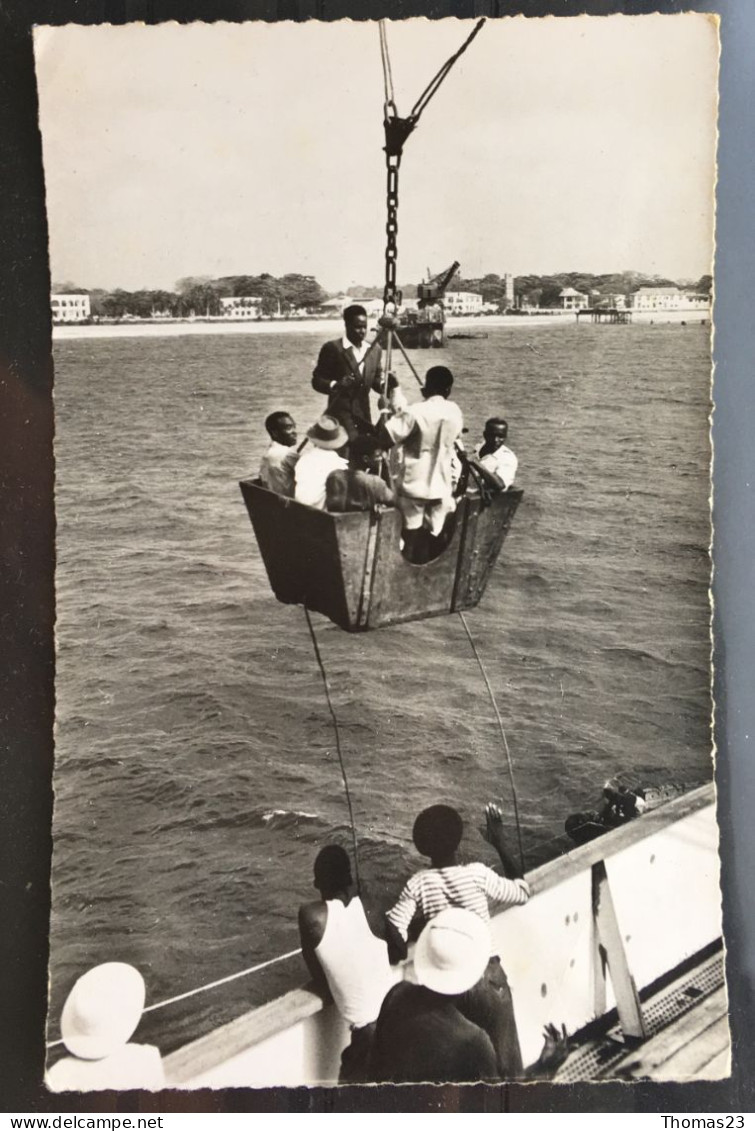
34,13,725,1090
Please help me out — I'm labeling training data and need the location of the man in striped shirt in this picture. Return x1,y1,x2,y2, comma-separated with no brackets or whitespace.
386,803,531,1078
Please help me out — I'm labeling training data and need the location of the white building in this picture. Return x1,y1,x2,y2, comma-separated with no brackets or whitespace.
51,293,91,323
559,287,589,311
630,286,710,312
503,273,515,307
220,296,263,319
445,291,483,316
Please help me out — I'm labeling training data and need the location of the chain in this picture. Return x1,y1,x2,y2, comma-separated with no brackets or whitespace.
383,155,401,313
378,19,485,317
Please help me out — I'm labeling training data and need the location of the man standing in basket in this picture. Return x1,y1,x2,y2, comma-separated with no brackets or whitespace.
312,304,387,441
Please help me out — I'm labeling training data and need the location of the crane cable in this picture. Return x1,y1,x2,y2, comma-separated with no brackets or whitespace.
458,611,526,874
304,606,362,895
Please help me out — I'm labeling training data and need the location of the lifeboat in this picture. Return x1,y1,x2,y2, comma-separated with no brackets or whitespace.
238,479,523,632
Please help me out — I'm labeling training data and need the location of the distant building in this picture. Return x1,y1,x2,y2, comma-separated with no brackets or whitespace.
445,291,483,316
320,295,355,314
558,287,589,311
220,296,263,319
630,286,710,312
503,273,515,307
51,294,91,323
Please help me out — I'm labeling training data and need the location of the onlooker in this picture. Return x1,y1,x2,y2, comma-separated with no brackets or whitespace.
381,366,464,562
325,435,396,513
46,963,165,1092
475,417,517,489
370,908,498,1083
294,415,349,510
385,802,531,1077
311,304,385,441
259,410,299,497
298,845,397,1083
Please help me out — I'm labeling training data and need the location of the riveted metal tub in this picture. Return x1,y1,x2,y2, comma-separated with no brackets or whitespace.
239,478,522,632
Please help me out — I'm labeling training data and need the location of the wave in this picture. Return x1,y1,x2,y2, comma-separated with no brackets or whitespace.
261,808,319,827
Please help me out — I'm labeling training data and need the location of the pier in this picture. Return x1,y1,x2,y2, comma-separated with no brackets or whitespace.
577,307,633,324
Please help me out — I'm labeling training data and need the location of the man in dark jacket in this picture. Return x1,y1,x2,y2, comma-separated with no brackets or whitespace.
312,304,386,440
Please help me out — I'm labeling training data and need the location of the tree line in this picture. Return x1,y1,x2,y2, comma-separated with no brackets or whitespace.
54,270,712,319
53,273,328,319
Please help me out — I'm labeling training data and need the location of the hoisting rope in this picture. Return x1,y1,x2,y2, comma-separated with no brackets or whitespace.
48,608,366,1046
457,611,526,873
304,606,362,895
44,948,304,1046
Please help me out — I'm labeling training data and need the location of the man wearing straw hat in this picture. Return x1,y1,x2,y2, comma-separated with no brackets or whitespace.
370,908,499,1083
46,963,164,1091
385,802,530,1078
294,414,349,510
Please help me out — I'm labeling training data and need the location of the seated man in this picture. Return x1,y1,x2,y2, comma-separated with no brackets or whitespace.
259,410,299,497
298,845,397,1083
294,415,349,511
380,366,464,563
385,802,531,1078
474,417,517,490
325,435,396,513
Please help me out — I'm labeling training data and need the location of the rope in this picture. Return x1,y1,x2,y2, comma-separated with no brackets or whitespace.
304,606,362,894
45,948,304,1047
378,21,395,108
457,610,525,873
410,19,486,122
142,949,301,1013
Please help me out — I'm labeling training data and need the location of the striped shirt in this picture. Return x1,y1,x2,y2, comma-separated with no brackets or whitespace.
386,864,531,942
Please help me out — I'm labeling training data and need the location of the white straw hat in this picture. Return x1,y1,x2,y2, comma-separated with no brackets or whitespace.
60,963,146,1060
306,414,349,450
413,908,491,996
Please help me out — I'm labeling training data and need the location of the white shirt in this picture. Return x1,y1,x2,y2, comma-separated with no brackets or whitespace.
384,390,464,501
295,446,348,510
341,334,369,366
476,443,518,489
315,897,398,1028
46,1044,165,1092
259,440,299,497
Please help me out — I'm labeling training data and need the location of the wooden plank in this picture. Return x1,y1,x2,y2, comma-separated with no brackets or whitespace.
164,986,327,1085
609,987,728,1081
592,861,646,1040
527,784,715,898
651,1014,731,1082
701,1047,732,1080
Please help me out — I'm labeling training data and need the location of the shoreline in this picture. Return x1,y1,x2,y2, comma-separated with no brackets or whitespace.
52,308,710,342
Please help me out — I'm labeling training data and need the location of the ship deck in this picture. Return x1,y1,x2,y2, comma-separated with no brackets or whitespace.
555,947,729,1083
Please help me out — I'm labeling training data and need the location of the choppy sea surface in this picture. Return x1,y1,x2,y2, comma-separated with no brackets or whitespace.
50,323,713,1055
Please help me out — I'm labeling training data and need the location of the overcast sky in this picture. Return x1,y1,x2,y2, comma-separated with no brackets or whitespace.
34,15,718,293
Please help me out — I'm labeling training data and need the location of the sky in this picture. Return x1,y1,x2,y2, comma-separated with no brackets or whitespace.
34,15,719,294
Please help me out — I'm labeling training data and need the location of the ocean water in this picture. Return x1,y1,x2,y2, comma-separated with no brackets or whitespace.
49,322,713,1055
